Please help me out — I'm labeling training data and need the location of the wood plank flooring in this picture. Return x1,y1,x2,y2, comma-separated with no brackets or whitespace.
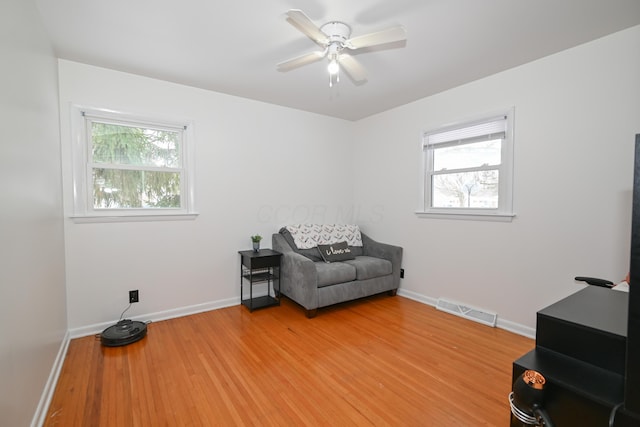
45,295,533,426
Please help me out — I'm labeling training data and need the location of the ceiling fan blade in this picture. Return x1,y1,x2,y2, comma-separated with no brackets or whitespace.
285,9,328,46
339,54,367,83
346,25,406,50
277,51,326,72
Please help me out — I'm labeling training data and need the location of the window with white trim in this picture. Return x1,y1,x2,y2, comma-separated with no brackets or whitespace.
70,106,197,222
418,109,515,220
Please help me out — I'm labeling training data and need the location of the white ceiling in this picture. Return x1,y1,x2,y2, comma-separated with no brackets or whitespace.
35,0,640,121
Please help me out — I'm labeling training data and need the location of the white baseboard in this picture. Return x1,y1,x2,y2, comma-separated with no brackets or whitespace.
397,288,438,306
31,330,71,427
496,318,536,339
69,296,240,338
397,288,535,339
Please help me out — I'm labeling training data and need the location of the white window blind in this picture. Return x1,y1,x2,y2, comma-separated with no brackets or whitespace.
424,116,507,149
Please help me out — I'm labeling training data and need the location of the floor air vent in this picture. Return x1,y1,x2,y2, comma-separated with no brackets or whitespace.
436,298,497,327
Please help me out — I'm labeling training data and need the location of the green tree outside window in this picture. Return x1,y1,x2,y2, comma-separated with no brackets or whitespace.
90,122,182,209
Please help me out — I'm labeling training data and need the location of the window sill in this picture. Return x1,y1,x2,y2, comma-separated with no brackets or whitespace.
414,211,515,222
70,213,199,224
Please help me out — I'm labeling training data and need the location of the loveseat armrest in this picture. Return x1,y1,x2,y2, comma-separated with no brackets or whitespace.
361,233,403,288
272,233,319,311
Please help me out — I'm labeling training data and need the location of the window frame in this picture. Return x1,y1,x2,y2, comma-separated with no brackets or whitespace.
417,108,515,222
69,105,197,223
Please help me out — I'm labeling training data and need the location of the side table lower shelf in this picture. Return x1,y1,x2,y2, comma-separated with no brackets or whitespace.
241,295,279,311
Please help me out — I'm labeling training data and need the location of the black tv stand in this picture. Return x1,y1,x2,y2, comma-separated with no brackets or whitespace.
511,286,640,426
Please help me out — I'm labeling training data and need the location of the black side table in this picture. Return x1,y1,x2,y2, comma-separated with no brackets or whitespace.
238,249,282,311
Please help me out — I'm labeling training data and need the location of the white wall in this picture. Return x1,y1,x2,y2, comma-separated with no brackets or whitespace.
58,61,355,332
353,25,640,332
0,0,67,425
57,24,640,337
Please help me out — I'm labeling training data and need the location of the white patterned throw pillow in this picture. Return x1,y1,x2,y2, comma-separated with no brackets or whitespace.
285,224,363,249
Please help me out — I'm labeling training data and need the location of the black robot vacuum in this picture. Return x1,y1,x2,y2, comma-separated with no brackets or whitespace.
100,319,147,347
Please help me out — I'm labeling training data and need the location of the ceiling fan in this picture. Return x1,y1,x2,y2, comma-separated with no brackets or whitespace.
277,9,407,86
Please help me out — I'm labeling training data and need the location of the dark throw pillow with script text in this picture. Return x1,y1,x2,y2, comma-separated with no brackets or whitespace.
317,241,356,263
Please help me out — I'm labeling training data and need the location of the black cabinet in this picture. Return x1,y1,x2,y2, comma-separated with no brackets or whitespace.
238,249,281,312
510,287,640,426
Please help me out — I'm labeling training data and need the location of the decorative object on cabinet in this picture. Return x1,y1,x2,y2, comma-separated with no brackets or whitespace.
250,234,262,252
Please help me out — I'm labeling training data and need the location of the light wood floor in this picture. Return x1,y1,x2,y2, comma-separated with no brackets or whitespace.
45,295,533,426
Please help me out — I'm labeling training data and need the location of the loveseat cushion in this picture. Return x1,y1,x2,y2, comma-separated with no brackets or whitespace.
315,262,357,288
349,246,364,257
344,256,392,281
279,227,323,262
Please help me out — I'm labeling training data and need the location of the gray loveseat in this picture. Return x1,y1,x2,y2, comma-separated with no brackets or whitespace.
272,224,403,318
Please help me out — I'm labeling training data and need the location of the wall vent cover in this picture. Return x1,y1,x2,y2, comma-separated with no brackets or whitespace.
436,298,497,327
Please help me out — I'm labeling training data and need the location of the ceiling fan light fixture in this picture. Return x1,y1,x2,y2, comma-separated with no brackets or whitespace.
328,58,339,75
278,9,407,87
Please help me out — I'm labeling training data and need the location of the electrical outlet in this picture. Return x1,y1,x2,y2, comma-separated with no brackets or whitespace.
400,269,405,279
129,290,139,303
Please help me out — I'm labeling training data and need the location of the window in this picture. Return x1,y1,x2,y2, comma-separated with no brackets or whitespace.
70,106,196,222
418,109,515,221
